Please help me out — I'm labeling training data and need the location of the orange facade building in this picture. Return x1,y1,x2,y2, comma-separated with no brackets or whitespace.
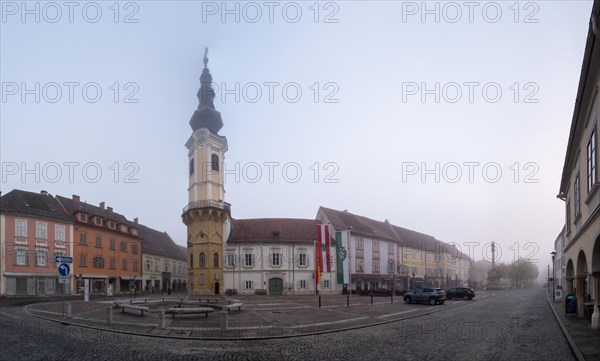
56,195,142,295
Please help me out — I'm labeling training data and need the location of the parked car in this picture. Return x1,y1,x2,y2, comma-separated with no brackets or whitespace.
445,287,475,300
403,288,446,305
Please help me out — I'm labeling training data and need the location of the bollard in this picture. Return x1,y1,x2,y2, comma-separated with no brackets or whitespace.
347,295,350,307
319,295,321,309
371,295,373,305
158,310,166,329
220,310,229,331
66,302,72,318
106,306,113,324
391,293,393,304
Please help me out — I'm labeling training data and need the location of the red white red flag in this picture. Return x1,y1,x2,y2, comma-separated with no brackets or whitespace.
317,224,331,273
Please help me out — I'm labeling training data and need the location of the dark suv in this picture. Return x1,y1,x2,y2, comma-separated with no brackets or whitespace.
445,287,475,300
403,288,446,305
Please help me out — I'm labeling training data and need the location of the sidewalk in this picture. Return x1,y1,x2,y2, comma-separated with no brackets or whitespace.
547,297,600,361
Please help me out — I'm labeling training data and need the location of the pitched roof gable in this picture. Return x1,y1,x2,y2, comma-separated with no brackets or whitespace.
0,189,72,222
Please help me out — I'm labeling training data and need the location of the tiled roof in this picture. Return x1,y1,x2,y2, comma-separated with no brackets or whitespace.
0,189,72,222
318,206,473,261
138,224,186,261
318,207,397,241
388,223,438,249
55,195,133,227
177,245,188,260
228,218,320,243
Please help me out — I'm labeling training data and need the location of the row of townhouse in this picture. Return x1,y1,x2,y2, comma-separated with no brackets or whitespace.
0,189,186,297
556,0,600,328
217,207,472,296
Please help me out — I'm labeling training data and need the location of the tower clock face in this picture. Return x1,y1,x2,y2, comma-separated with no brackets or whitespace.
196,131,208,145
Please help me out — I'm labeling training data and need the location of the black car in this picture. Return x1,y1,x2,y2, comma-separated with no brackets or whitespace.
445,287,475,300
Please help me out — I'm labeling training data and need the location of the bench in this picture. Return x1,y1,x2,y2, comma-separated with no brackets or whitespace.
122,304,150,316
198,298,220,303
166,307,215,319
223,302,243,314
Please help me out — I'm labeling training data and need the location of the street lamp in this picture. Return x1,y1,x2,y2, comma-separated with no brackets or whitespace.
388,260,395,291
551,251,557,301
547,265,550,297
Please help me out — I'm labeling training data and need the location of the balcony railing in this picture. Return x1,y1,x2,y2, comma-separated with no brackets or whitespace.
182,200,231,214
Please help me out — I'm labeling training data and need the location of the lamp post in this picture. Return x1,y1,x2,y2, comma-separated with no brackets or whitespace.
412,272,415,289
547,265,551,297
551,251,557,301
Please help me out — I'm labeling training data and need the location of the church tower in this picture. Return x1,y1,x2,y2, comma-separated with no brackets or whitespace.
182,48,231,295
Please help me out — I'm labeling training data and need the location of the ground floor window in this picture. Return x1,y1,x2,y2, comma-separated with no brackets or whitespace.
4,276,68,296
322,279,330,288
298,280,308,289
244,281,254,289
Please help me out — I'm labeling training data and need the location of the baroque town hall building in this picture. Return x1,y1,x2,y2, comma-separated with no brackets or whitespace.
183,50,472,297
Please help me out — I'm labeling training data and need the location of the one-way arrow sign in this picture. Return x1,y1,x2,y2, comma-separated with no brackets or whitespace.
55,256,73,263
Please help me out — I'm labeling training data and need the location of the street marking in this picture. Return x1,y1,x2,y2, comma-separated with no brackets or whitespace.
0,312,20,319
377,309,419,318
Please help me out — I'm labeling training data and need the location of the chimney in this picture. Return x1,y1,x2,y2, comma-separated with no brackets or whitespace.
72,194,80,203
107,206,113,213
99,202,105,210
134,217,138,225
40,190,48,195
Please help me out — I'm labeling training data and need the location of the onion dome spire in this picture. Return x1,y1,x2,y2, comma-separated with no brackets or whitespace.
189,47,223,134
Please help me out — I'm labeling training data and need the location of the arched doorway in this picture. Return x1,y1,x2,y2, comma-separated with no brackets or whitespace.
591,235,600,329
269,278,283,295
576,250,588,317
215,282,220,295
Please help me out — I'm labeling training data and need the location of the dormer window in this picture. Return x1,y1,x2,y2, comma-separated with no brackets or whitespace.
108,221,116,229
79,213,88,222
119,224,127,232
94,217,102,226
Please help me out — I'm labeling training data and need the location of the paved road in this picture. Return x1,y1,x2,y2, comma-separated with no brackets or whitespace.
0,288,574,360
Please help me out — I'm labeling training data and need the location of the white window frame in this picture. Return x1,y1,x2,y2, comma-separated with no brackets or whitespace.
298,253,308,267
322,279,330,288
36,222,47,240
35,248,48,266
356,259,364,272
146,258,151,272
588,127,597,192
14,246,28,265
373,240,379,252
244,280,254,290
271,253,281,267
16,219,27,237
55,225,65,242
373,259,380,272
226,254,236,268
299,280,307,289
244,253,254,267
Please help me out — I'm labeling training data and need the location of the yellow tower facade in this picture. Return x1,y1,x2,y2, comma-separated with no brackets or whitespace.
182,48,231,295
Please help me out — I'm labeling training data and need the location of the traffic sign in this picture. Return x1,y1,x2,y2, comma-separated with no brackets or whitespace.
55,256,73,263
58,263,70,276
58,277,70,284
